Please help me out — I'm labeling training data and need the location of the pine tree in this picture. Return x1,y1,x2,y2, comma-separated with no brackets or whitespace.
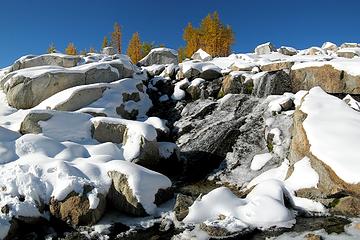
111,22,122,53
65,42,77,55
102,36,109,49
127,32,142,63
47,43,56,54
141,42,155,58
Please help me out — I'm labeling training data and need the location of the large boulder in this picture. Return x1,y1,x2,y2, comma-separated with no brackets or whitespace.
107,164,173,216
254,42,276,55
337,48,360,58
218,72,243,96
321,42,338,52
278,46,297,56
102,47,116,55
288,87,360,203
49,190,106,226
91,117,159,167
2,59,135,109
178,61,222,80
191,49,212,61
139,48,178,66
10,53,81,71
260,60,294,72
290,61,360,94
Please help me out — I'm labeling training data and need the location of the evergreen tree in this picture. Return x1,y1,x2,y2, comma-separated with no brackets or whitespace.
65,42,77,55
141,42,155,58
111,22,122,53
47,43,56,54
102,36,109,49
127,32,142,63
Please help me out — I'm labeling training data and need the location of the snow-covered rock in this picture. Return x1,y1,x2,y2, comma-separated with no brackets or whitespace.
139,48,178,66
254,42,276,55
191,49,212,61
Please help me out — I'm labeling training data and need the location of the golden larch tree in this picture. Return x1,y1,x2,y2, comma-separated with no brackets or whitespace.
183,12,234,57
183,22,201,58
111,22,122,53
127,32,142,63
65,42,77,55
47,43,56,53
102,36,109,49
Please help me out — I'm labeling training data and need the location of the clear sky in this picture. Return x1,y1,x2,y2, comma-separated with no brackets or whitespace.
0,0,359,67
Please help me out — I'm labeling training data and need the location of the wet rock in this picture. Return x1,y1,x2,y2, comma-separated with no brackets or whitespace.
253,70,292,98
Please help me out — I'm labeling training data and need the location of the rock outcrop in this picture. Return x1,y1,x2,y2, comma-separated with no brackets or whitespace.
139,48,178,66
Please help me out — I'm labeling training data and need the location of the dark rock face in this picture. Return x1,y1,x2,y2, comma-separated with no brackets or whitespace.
174,94,268,181
253,70,292,98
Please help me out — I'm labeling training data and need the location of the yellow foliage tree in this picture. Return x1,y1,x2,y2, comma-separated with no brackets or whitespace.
65,42,77,55
183,12,234,57
127,32,142,63
111,22,122,53
102,36,109,49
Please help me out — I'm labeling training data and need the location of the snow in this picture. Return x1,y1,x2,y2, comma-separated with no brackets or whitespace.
190,78,205,87
144,117,169,134
146,47,178,56
192,48,212,61
36,110,93,142
292,58,360,76
91,117,157,161
300,87,360,184
247,159,289,188
184,180,295,229
250,153,272,171
158,142,177,159
343,94,360,111
284,157,319,191
171,78,189,101
180,60,221,75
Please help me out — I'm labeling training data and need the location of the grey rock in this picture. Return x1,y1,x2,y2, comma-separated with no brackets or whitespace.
139,48,178,66
255,42,276,55
102,47,116,55
20,112,53,134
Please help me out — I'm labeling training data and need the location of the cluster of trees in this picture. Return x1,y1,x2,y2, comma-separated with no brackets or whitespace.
47,12,234,63
180,12,234,59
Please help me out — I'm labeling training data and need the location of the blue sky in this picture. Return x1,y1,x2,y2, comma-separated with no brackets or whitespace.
0,0,359,67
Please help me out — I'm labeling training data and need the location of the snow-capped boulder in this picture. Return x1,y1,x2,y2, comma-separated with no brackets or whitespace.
2,59,136,109
20,110,93,142
49,189,107,226
260,60,294,72
218,72,243,96
337,47,360,58
102,47,116,55
107,165,172,216
35,78,151,119
191,48,212,61
289,87,360,201
278,46,297,56
340,42,359,49
10,53,81,72
179,60,222,80
254,42,276,55
321,42,338,52
143,64,166,77
291,60,360,94
300,47,326,55
139,48,178,66
91,117,159,167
